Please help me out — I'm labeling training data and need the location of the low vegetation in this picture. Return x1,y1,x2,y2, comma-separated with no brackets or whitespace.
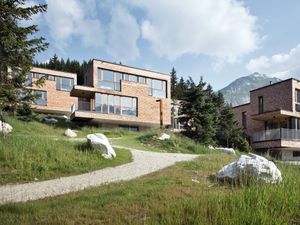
0,115,132,184
0,154,299,224
0,135,132,184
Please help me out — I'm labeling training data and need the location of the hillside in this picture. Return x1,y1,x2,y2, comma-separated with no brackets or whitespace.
219,72,281,106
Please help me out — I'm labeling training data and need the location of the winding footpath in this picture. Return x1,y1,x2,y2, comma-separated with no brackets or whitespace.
0,145,198,205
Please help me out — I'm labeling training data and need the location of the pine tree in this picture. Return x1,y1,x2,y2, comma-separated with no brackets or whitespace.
175,77,187,100
0,0,48,117
180,77,216,145
170,67,178,99
216,104,251,151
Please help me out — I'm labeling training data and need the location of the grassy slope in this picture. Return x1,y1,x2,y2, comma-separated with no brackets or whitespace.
0,116,132,184
0,154,299,225
111,129,212,154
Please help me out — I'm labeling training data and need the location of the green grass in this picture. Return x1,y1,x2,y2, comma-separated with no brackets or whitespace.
5,114,137,139
0,135,132,184
0,154,299,224
111,129,212,154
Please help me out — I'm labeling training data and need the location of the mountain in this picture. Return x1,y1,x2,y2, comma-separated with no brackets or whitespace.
219,72,281,106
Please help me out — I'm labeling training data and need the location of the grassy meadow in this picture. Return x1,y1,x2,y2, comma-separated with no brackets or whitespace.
0,154,299,224
0,115,132,184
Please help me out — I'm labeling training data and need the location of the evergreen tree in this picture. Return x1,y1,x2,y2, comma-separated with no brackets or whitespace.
216,104,251,151
175,77,187,100
180,77,216,145
0,0,48,117
170,67,177,99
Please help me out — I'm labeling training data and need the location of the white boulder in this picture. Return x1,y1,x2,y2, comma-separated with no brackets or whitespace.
158,133,170,141
215,147,236,155
0,121,13,134
217,154,282,183
64,129,77,138
40,118,58,124
87,133,116,158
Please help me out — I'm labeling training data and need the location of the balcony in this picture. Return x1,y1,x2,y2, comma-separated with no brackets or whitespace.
253,128,300,142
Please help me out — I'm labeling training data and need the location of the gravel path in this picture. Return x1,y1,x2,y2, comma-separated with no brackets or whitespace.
0,146,198,205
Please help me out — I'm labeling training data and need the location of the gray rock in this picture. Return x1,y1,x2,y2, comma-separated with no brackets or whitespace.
64,129,77,138
217,154,282,183
0,121,13,134
87,133,116,158
215,147,236,155
40,118,58,124
158,133,170,141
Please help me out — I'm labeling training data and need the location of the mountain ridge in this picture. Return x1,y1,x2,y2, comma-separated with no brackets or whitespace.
219,72,281,106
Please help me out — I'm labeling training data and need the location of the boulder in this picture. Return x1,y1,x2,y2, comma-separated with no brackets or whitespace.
158,133,170,141
215,147,236,155
40,118,58,124
217,154,282,183
87,133,116,158
0,121,13,134
64,128,77,138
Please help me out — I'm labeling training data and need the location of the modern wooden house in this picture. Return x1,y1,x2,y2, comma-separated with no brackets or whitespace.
233,78,300,161
69,59,171,130
27,67,77,114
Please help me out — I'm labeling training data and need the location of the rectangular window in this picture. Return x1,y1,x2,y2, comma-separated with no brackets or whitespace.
147,78,167,98
242,112,247,129
293,151,300,157
27,72,32,87
94,94,136,116
295,90,300,112
258,96,263,114
129,75,138,82
121,96,137,116
109,95,114,114
148,78,153,96
48,75,55,81
138,77,146,84
102,94,108,113
56,77,74,91
123,74,129,81
34,73,46,79
97,68,121,91
33,90,47,105
115,96,120,115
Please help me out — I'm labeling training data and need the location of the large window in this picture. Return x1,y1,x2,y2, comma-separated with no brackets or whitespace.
122,97,137,116
97,68,121,91
147,78,167,98
295,90,300,112
242,112,247,129
56,77,74,91
95,93,137,116
258,96,263,114
27,72,33,87
33,90,47,105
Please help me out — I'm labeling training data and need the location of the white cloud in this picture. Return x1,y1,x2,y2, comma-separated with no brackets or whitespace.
246,44,300,77
44,0,104,49
106,4,140,61
130,0,260,62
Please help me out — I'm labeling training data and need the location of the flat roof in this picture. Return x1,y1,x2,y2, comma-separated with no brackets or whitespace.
232,102,250,109
249,78,299,93
93,59,170,77
31,66,77,78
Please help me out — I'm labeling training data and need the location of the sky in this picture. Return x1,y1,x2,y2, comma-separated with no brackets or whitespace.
27,0,300,90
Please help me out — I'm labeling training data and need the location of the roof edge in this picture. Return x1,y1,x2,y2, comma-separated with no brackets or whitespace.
92,59,170,76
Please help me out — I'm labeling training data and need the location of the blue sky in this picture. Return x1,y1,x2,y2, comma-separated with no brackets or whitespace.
29,0,300,90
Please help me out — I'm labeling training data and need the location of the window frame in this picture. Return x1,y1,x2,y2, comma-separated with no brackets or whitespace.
258,96,264,114
33,90,47,106
97,68,121,91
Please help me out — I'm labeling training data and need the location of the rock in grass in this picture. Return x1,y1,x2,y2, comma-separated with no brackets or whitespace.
158,133,170,141
40,117,58,124
215,147,236,155
87,133,116,158
217,154,282,183
64,128,77,138
0,121,13,134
